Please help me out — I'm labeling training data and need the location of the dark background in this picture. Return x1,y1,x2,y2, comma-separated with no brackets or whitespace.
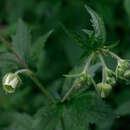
0,0,130,130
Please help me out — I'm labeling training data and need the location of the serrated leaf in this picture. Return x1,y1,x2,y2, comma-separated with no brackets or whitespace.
82,29,94,38
31,30,53,61
63,92,116,130
0,52,19,69
61,24,91,50
85,5,106,42
12,19,31,63
33,104,63,130
0,112,33,130
105,41,119,49
32,92,115,130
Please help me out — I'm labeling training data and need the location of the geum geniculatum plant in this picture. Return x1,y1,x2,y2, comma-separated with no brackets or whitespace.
0,4,130,130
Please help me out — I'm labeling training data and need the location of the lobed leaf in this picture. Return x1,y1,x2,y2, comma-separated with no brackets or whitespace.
63,92,116,130
12,19,31,63
0,52,19,69
31,30,53,62
85,5,106,42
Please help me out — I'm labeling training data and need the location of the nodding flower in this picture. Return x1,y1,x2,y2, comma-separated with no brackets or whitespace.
2,73,21,93
96,82,112,98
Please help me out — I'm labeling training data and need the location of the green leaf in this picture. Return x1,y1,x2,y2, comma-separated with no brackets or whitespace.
124,0,130,20
61,24,91,50
85,5,106,42
31,30,53,61
63,92,116,130
0,111,33,130
82,29,94,38
0,52,19,69
105,41,119,49
9,113,33,130
33,104,63,130
32,92,115,130
116,101,130,116
12,19,31,63
64,30,88,49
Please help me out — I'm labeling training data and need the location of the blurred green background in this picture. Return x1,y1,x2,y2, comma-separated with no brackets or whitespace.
0,0,130,130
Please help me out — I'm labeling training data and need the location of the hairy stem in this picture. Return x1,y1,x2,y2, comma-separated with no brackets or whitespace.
83,53,94,73
0,37,28,68
108,51,121,61
15,69,31,75
89,75,97,90
98,54,107,83
61,84,75,103
0,36,56,104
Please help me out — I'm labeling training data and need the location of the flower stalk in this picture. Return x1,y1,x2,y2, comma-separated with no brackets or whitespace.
0,36,56,104
98,54,107,83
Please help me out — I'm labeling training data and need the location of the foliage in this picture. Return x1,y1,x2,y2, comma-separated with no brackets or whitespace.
0,0,130,130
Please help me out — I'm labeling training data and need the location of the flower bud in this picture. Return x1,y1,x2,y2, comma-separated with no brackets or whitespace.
74,72,91,88
116,60,129,77
124,70,130,79
106,77,116,86
105,68,116,86
2,73,21,93
96,82,112,98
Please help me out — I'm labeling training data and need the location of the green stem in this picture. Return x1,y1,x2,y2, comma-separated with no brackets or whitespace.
61,84,75,103
83,53,94,73
15,69,31,75
89,75,97,90
30,74,56,104
0,36,56,104
61,53,94,103
98,54,107,83
0,37,28,68
108,51,121,61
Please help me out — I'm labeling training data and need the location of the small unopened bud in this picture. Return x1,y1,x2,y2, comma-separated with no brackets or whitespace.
116,60,129,77
105,68,116,86
106,77,116,86
96,82,112,98
124,70,130,79
2,73,21,93
74,72,91,89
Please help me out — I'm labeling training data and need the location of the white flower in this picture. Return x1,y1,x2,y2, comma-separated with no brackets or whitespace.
2,73,21,93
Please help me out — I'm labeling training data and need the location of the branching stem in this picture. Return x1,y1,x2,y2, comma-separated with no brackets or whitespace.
98,54,107,83
62,53,95,102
